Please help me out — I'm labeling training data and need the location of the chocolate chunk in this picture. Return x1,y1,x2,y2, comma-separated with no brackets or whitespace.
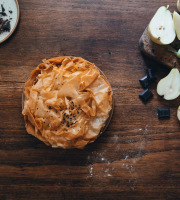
139,89,153,103
147,68,157,83
157,108,170,119
1,4,5,12
0,5,7,17
0,18,3,24
0,12,7,16
2,20,10,31
139,75,149,89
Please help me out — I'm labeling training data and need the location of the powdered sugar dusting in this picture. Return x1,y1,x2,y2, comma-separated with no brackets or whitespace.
86,125,149,191
89,165,93,177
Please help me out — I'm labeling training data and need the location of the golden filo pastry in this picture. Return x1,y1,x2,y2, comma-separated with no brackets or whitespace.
22,56,113,149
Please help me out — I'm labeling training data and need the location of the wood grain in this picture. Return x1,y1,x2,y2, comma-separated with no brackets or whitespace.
0,0,180,199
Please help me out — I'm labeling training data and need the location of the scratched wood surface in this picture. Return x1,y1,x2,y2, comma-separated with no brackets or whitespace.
0,0,180,199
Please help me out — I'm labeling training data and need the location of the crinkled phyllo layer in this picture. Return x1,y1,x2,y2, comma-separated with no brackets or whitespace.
22,57,113,149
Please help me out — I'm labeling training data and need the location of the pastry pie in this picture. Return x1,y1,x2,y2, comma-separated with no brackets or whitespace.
22,56,113,149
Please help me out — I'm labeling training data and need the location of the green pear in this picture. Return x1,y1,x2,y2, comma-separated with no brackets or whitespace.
177,0,180,12
177,106,180,120
148,6,176,45
173,11,180,40
157,67,180,100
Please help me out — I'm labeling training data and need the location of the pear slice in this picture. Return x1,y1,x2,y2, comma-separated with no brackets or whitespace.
157,67,180,100
177,106,180,120
177,0,180,12
173,11,180,40
148,6,176,45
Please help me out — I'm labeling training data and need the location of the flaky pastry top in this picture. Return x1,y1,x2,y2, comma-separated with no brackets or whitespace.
22,56,113,149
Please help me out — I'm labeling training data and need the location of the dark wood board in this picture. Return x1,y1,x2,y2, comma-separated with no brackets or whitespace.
139,26,180,68
0,0,180,199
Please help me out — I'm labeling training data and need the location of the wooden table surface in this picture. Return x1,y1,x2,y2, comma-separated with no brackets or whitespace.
0,0,180,199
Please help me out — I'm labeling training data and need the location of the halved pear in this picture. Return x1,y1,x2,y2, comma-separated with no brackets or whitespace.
157,68,180,100
148,6,176,45
177,106,180,120
177,0,180,12
173,11,180,40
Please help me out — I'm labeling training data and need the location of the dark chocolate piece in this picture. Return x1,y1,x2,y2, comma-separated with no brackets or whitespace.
1,4,5,12
157,108,170,119
2,20,10,31
139,89,153,103
139,75,149,89
0,12,7,16
0,19,11,33
0,18,3,24
147,68,157,83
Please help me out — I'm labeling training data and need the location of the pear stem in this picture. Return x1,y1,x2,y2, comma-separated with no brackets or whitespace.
168,49,178,55
166,5,169,10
